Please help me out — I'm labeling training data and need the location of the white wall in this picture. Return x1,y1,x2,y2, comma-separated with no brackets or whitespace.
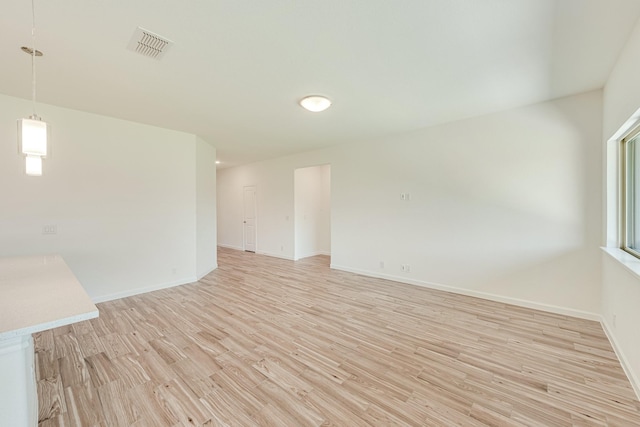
0,93,215,301
294,165,331,260
319,164,331,255
196,137,218,278
602,17,640,396
217,157,311,258
218,90,603,317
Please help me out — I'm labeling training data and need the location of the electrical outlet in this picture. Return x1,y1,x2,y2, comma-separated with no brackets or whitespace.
42,225,57,235
400,193,406,200
405,264,411,272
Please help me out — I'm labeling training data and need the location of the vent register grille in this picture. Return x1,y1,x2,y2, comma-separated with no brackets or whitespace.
127,27,172,59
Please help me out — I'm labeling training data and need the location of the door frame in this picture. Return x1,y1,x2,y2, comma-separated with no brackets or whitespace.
243,185,257,252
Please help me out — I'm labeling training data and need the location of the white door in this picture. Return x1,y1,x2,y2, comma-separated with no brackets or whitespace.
243,186,257,252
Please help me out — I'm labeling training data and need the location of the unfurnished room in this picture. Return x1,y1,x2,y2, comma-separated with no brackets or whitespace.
2,1,640,426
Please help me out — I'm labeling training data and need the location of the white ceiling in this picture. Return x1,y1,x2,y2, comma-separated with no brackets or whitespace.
1,0,640,167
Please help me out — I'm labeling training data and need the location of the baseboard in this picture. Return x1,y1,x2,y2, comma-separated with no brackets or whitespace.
92,276,197,303
329,263,601,322
295,250,331,260
256,250,294,261
197,264,218,281
218,243,244,251
220,244,327,261
601,318,640,401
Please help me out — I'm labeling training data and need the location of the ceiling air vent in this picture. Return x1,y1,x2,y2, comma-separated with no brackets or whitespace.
127,27,172,59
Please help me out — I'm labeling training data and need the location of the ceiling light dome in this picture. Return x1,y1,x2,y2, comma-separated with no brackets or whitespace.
299,95,332,112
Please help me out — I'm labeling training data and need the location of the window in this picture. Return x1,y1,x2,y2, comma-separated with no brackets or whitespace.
621,126,640,257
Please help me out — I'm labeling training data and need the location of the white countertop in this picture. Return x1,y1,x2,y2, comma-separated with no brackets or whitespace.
0,255,98,340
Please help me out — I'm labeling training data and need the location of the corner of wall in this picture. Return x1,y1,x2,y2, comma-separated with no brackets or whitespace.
195,136,217,280
601,317,640,400
197,264,218,281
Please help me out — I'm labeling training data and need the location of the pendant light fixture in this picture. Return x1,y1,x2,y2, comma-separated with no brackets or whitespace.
18,0,49,176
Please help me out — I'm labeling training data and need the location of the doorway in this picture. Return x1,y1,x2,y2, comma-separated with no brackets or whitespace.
243,185,257,252
294,165,331,260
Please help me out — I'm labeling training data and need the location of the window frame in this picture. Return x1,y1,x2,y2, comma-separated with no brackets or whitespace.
620,124,640,258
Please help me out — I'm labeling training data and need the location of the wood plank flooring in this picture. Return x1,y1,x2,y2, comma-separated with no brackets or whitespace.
36,247,640,426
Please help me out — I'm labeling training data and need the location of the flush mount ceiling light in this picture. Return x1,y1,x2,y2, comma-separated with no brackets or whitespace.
299,95,332,112
18,0,49,177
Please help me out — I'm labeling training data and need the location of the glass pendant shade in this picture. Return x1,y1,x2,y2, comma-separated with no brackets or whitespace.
25,155,42,176
18,116,48,157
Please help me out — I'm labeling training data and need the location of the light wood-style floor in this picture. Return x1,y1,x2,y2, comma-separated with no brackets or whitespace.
36,247,640,426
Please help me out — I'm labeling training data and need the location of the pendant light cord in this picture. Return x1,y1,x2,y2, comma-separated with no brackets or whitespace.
31,0,37,117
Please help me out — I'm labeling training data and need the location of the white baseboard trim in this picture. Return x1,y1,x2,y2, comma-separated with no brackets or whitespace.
220,245,328,261
329,264,601,322
601,318,640,401
256,250,294,261
218,243,244,251
92,276,197,304
295,251,332,261
197,264,218,281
